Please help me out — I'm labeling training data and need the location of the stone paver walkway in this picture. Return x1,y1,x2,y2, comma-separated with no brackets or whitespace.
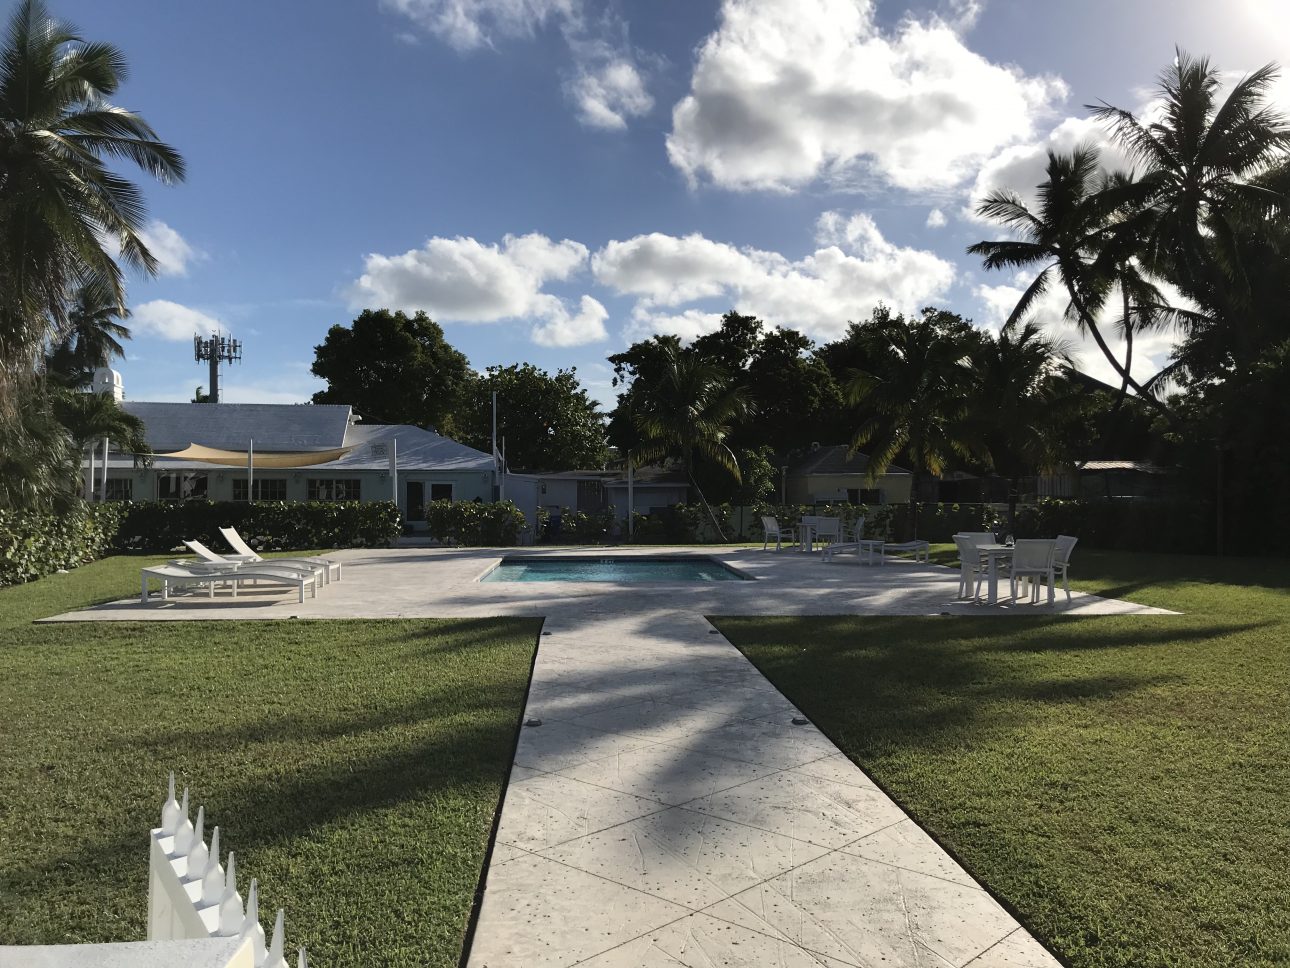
45,547,1174,965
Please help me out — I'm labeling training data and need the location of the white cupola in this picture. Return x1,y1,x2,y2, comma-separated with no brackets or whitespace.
91,367,124,401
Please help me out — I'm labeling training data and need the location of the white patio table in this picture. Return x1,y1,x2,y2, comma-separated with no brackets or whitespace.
977,544,1015,604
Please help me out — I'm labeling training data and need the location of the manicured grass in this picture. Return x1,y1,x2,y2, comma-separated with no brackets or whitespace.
713,551,1290,968
0,555,539,967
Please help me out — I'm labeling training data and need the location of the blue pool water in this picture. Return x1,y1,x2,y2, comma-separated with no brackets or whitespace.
481,556,752,583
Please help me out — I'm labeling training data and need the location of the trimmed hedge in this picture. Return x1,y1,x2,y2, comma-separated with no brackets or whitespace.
425,499,527,546
0,503,122,587
112,500,402,553
0,500,401,586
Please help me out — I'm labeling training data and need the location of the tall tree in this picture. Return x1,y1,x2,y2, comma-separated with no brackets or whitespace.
452,363,607,471
46,282,131,385
0,0,183,402
845,307,982,534
311,310,472,433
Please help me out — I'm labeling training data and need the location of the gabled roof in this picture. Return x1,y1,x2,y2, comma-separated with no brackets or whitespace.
790,445,910,477
330,423,493,472
1078,460,1167,474
123,402,352,452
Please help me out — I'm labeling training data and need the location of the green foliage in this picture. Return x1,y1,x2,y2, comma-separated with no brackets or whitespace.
548,505,617,543
451,363,607,471
1011,499,1214,554
311,310,472,433
0,502,121,586
424,499,527,546
108,501,401,553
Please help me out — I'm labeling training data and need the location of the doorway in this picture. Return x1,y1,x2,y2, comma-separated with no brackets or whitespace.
406,481,425,520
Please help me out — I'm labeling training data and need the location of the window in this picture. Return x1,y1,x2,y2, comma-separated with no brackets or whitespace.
232,478,287,501
846,488,882,505
100,478,132,501
429,483,453,502
307,478,362,502
158,473,208,502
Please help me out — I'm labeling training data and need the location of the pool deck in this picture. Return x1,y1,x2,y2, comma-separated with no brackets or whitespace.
43,547,1172,966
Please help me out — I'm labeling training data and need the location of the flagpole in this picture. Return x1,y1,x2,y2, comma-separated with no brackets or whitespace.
500,437,506,502
248,438,254,502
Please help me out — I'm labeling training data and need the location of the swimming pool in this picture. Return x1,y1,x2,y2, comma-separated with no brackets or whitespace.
480,556,753,583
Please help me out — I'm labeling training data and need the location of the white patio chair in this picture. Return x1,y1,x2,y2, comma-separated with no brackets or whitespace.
952,534,985,600
844,516,865,542
184,538,331,586
1053,534,1079,602
218,528,342,582
760,516,797,551
814,516,843,547
1008,539,1057,605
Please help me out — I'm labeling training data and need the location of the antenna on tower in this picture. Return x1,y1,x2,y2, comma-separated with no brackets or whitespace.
194,332,242,403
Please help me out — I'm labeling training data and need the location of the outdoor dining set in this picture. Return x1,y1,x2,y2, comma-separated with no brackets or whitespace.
139,527,343,605
761,514,1078,607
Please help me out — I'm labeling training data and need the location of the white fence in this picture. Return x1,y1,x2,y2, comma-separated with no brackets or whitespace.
149,773,308,968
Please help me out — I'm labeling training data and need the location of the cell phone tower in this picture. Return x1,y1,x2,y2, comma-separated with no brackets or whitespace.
194,332,242,403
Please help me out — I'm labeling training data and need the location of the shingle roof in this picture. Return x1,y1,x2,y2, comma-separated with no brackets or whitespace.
790,445,910,476
330,423,493,472
123,402,352,452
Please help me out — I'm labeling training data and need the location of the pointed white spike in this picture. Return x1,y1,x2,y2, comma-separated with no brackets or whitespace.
172,788,194,856
218,852,244,936
161,772,180,834
185,806,209,879
266,909,286,968
201,826,224,906
297,947,308,968
241,878,266,963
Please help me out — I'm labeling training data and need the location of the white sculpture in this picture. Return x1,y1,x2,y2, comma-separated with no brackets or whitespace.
172,787,194,856
218,852,244,936
185,806,209,880
265,909,287,968
242,878,266,963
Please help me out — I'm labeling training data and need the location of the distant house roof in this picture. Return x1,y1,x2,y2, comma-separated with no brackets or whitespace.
790,445,910,477
605,466,688,488
109,402,492,473
123,402,352,452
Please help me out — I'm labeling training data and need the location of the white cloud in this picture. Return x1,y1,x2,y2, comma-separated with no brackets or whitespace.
131,300,223,341
385,0,652,129
566,43,653,130
926,208,948,228
349,232,607,346
594,212,955,343
138,220,199,277
666,0,1066,193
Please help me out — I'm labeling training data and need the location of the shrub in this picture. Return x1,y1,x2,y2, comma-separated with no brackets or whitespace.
424,499,527,545
0,503,121,586
110,500,402,553
546,506,617,543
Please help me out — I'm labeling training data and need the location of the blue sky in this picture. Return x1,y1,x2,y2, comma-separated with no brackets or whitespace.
57,0,1290,409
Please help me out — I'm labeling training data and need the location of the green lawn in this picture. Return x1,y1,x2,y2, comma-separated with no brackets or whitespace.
713,550,1290,968
0,555,539,967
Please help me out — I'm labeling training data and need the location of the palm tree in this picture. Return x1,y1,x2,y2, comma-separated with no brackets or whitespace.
0,0,184,398
53,388,150,500
46,281,131,385
967,148,1171,412
845,308,981,537
967,322,1080,535
1090,52,1290,369
632,343,748,537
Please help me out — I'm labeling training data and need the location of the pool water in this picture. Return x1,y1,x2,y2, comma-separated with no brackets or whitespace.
481,556,752,582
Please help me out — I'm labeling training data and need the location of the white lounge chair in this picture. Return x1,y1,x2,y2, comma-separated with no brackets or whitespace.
219,527,342,582
141,564,316,605
183,539,332,586
760,516,797,551
1053,534,1079,601
1008,539,1057,605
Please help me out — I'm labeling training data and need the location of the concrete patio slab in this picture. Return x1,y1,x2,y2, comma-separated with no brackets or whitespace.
42,546,1146,966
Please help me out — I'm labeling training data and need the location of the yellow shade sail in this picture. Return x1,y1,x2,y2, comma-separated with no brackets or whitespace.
157,443,353,468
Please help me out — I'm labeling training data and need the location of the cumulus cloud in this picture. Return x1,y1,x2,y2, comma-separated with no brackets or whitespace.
349,232,607,346
385,0,652,129
594,212,955,342
132,300,224,341
926,208,948,228
666,0,1066,193
138,220,199,276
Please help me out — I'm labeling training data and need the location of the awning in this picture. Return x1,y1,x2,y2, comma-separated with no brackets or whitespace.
157,443,353,468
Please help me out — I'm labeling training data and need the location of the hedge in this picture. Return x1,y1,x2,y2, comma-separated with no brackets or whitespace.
0,503,122,587
424,499,527,546
0,500,402,587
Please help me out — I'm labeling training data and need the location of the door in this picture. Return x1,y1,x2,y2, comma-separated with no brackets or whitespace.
406,481,425,520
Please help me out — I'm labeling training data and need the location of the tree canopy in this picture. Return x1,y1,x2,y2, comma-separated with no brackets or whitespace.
311,309,472,434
